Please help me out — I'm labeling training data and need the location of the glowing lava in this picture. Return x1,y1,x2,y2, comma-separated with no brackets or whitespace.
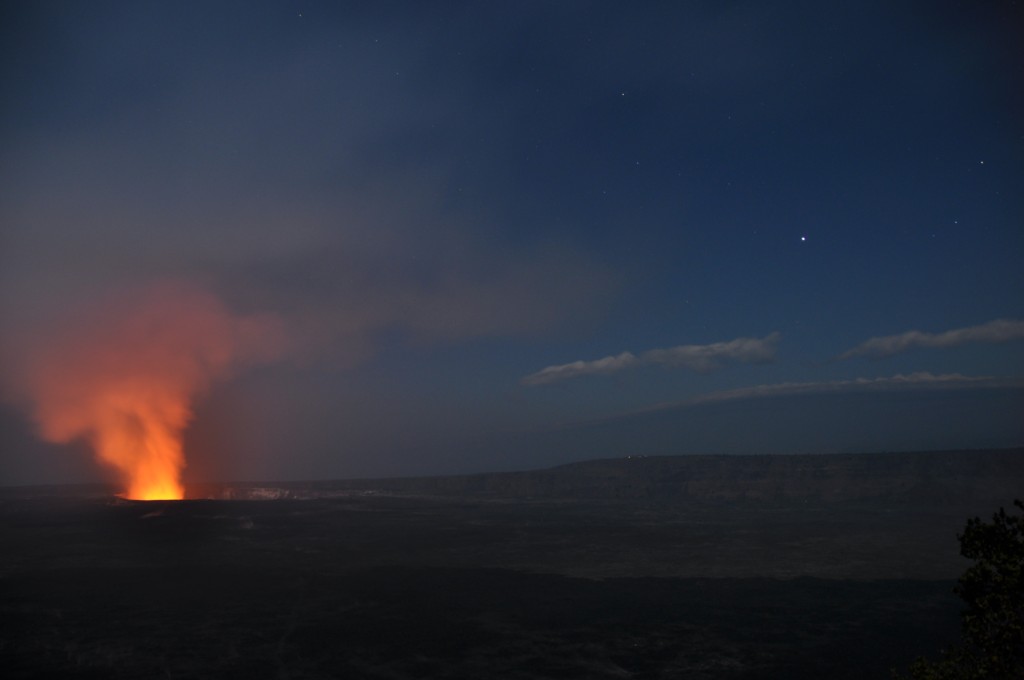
89,385,192,501
14,281,285,500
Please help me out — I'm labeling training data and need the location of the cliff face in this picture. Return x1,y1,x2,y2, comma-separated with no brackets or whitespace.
318,449,1023,507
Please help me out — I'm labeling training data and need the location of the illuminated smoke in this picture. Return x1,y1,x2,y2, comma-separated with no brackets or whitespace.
12,281,285,500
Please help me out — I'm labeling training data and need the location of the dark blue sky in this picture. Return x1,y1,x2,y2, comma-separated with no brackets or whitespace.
2,1,1022,485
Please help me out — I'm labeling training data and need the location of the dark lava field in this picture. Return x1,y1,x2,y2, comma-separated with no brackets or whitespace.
2,449,1021,679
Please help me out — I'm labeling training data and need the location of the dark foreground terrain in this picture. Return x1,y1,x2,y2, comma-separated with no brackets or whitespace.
2,449,1021,679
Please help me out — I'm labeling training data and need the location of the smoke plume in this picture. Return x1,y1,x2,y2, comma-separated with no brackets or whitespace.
7,281,285,500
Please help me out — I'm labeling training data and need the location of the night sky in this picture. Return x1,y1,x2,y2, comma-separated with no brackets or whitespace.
2,1,1022,486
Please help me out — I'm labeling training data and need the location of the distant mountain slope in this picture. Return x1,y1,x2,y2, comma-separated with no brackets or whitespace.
295,449,1023,506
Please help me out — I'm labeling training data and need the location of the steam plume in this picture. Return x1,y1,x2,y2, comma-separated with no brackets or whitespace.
9,281,285,500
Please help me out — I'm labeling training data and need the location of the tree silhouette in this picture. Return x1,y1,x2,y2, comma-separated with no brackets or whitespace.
897,500,1023,679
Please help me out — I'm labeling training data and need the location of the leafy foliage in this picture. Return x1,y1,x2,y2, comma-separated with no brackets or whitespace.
898,500,1024,679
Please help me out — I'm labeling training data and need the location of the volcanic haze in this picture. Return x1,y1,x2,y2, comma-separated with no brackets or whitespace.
5,281,285,500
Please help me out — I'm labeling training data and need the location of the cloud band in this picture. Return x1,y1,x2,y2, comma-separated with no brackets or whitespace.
522,332,780,386
839,319,1024,360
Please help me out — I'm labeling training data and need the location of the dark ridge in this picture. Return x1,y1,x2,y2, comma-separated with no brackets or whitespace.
240,448,1023,507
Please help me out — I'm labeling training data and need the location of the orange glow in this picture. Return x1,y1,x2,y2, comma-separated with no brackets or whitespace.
90,385,191,501
18,281,284,500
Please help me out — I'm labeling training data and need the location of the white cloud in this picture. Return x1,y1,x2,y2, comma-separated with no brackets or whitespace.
520,352,639,386
642,332,780,371
839,319,1024,360
530,371,1015,434
521,333,779,386
687,372,997,405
